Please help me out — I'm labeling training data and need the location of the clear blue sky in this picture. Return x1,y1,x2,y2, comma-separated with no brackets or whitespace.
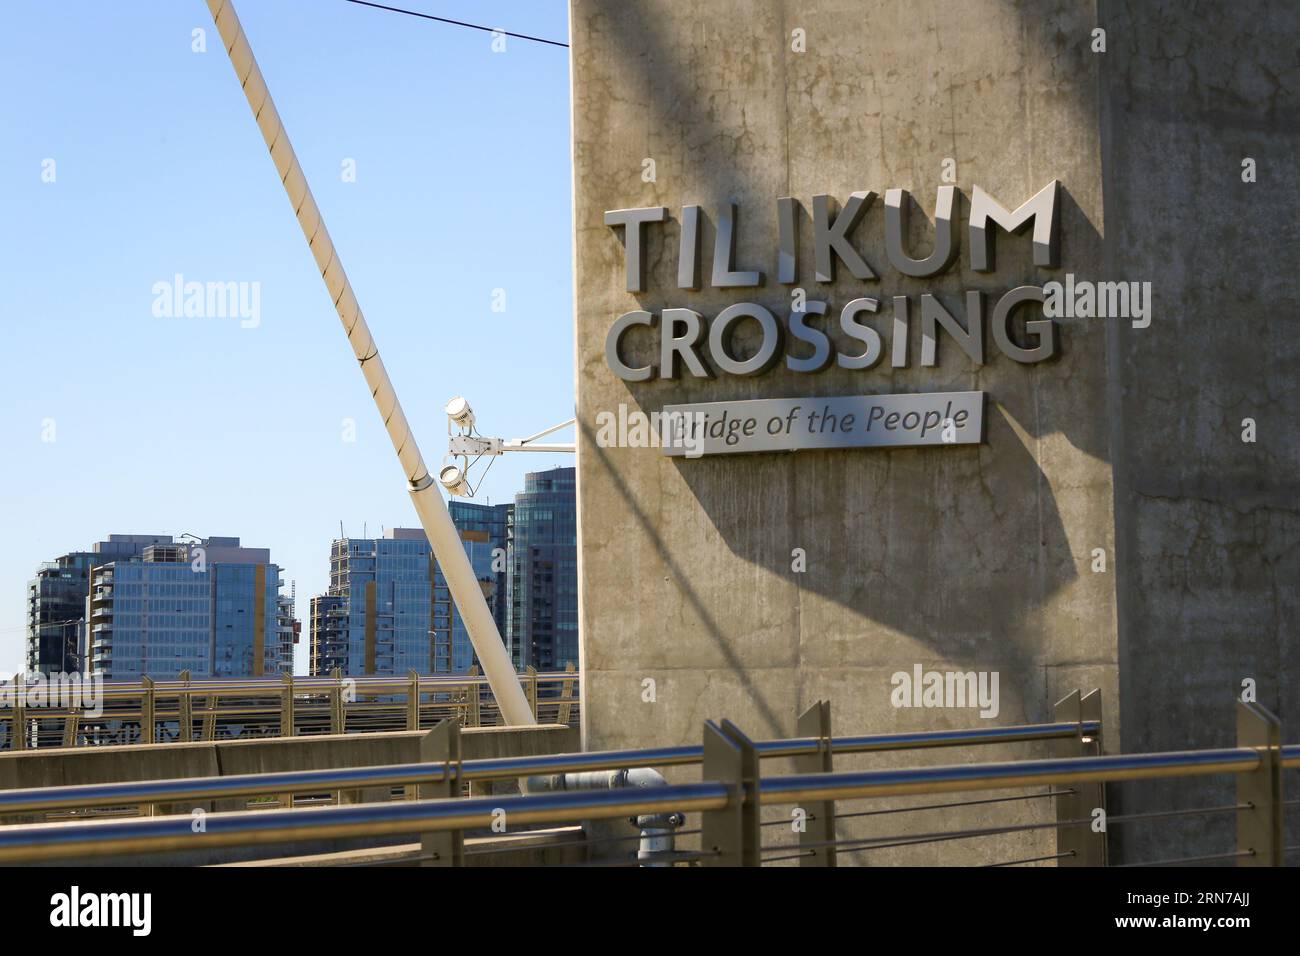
0,0,574,674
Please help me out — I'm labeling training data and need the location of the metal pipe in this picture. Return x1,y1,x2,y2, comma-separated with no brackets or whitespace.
0,721,1103,815
0,723,1102,811
202,0,533,725
497,443,575,453
525,767,684,866
35,672,574,699
758,748,1262,804
751,720,1103,758
0,784,729,864
0,745,1277,864
515,419,577,444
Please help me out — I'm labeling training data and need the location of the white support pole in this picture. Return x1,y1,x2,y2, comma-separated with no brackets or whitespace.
205,0,534,726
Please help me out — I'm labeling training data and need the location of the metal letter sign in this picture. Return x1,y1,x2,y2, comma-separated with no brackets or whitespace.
660,392,985,457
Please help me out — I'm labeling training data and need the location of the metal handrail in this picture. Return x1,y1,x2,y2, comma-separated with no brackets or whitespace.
758,747,1274,803
0,719,1101,815
1,669,582,750
5,701,584,720
0,781,729,864
0,741,1292,864
0,672,578,703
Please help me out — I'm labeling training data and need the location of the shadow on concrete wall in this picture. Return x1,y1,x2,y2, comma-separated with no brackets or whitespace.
579,0,1109,738
575,0,1300,867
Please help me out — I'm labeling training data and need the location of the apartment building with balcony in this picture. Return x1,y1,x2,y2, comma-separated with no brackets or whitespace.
26,552,100,676
277,589,299,675
26,535,175,676
82,535,288,680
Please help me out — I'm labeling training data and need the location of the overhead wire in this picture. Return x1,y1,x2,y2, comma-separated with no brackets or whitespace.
343,0,569,49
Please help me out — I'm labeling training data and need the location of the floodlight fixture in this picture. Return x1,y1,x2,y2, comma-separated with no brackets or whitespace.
438,464,472,497
445,396,475,430
440,395,575,498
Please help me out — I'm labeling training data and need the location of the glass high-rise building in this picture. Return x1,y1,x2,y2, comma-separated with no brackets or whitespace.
27,535,172,676
507,467,578,672
317,529,435,676
26,551,114,675
309,511,507,676
449,500,512,643
86,536,287,680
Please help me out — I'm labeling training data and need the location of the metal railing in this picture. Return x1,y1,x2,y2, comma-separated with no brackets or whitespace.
0,690,1292,867
0,665,580,751
0,716,1099,818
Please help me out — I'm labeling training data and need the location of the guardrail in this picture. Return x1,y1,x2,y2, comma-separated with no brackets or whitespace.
0,666,580,751
0,716,1100,817
0,690,1293,867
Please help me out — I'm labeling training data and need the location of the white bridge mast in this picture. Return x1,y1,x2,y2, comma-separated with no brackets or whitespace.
204,0,535,725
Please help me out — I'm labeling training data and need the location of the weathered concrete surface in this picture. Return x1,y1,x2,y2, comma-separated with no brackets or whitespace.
1099,0,1300,862
572,0,1297,864
0,724,576,797
572,0,1115,864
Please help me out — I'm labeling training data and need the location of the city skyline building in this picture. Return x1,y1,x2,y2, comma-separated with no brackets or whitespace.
309,593,347,676
506,467,578,672
308,515,505,677
448,499,513,649
25,535,173,676
25,534,292,681
22,471,577,683
320,529,433,676
309,496,559,676
26,551,107,676
87,536,287,680
276,587,299,676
